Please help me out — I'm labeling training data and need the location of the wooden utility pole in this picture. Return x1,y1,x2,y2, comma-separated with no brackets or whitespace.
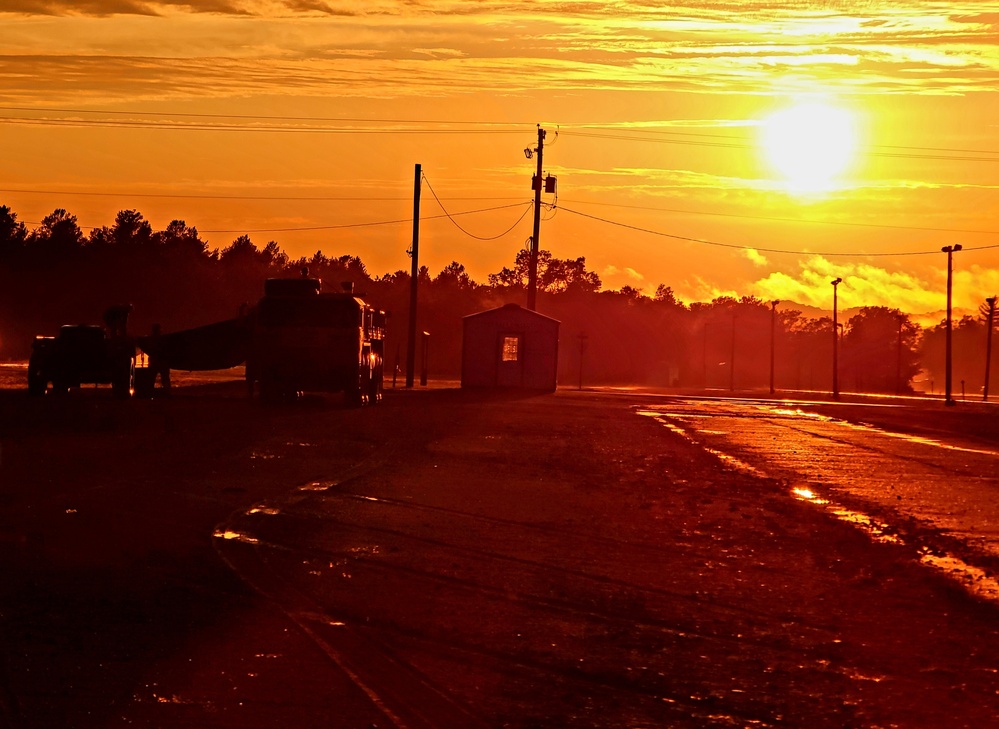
831,277,842,400
769,300,779,395
985,296,996,401
896,314,904,395
942,244,962,405
729,313,736,392
527,125,546,311
406,163,421,388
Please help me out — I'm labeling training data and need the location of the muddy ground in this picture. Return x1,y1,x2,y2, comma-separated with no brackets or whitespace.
1,376,998,728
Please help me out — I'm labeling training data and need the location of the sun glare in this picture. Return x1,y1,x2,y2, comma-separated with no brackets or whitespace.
761,102,857,194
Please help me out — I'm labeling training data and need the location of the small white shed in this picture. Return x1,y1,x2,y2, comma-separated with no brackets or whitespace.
461,304,560,391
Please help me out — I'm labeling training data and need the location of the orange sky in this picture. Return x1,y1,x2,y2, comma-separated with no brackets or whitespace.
2,1,998,316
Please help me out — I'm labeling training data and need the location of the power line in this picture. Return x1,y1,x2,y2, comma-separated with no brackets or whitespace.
556,205,999,258
559,198,999,236
0,106,538,127
0,116,530,135
182,202,533,234
0,187,521,203
24,202,530,234
569,124,999,158
422,175,533,240
561,130,999,163
5,106,998,159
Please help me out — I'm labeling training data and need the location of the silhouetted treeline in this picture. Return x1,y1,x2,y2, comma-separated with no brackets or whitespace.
3,205,997,394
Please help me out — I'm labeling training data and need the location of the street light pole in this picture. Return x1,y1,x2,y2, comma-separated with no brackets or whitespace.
729,313,737,392
984,296,996,401
896,313,904,395
769,300,779,395
942,244,962,406
831,278,842,400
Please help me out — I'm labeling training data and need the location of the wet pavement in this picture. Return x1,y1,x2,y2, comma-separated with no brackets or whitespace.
639,396,999,604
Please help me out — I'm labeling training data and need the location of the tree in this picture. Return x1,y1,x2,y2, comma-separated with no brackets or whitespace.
434,261,477,291
27,208,85,260
615,285,645,300
220,235,261,265
0,205,28,260
111,209,153,247
487,249,600,294
155,220,209,258
547,256,601,294
842,306,920,393
653,284,681,306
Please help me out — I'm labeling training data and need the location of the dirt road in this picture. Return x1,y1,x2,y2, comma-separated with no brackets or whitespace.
2,380,999,728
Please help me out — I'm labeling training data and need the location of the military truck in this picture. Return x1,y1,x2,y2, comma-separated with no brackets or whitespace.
28,324,136,398
246,277,385,405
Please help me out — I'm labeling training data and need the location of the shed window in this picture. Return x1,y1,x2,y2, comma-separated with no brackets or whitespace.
501,336,520,362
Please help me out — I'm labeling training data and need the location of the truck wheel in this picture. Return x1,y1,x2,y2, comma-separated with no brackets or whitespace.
368,373,383,404
259,380,282,403
27,370,46,396
344,386,363,408
112,361,134,399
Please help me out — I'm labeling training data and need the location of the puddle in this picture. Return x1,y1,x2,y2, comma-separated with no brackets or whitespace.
247,505,281,516
920,553,999,603
704,448,768,478
793,486,999,606
791,487,901,544
835,421,999,458
212,529,259,544
297,481,332,492
637,410,696,441
769,408,832,421
765,406,999,458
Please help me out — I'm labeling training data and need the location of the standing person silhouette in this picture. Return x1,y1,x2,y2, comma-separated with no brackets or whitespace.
148,323,171,396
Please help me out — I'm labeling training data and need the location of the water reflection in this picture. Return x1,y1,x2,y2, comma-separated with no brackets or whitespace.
791,486,902,544
212,529,259,544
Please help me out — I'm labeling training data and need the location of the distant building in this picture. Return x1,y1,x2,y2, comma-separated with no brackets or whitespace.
461,303,560,391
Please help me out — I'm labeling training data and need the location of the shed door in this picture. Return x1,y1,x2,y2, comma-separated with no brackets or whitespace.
496,333,523,387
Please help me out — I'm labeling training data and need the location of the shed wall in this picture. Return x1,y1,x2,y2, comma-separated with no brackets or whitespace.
461,306,559,391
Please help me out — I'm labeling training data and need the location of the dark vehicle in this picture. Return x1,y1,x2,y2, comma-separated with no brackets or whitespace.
246,278,386,405
28,324,136,398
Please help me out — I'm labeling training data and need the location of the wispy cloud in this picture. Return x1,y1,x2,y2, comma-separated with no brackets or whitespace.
750,255,999,313
1,2,997,101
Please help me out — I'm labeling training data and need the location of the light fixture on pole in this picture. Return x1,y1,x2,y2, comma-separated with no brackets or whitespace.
831,278,842,400
942,244,962,406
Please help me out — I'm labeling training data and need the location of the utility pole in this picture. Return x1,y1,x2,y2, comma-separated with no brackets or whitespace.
406,163,421,388
769,300,779,395
831,277,842,401
729,313,737,392
942,244,962,406
527,125,546,311
984,296,996,401
896,314,904,395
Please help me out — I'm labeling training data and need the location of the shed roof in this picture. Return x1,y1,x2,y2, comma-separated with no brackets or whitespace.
462,303,560,325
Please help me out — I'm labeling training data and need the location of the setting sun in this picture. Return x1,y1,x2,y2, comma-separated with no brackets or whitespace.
762,102,857,194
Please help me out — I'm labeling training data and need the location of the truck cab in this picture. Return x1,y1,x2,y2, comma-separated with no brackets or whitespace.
28,324,136,398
